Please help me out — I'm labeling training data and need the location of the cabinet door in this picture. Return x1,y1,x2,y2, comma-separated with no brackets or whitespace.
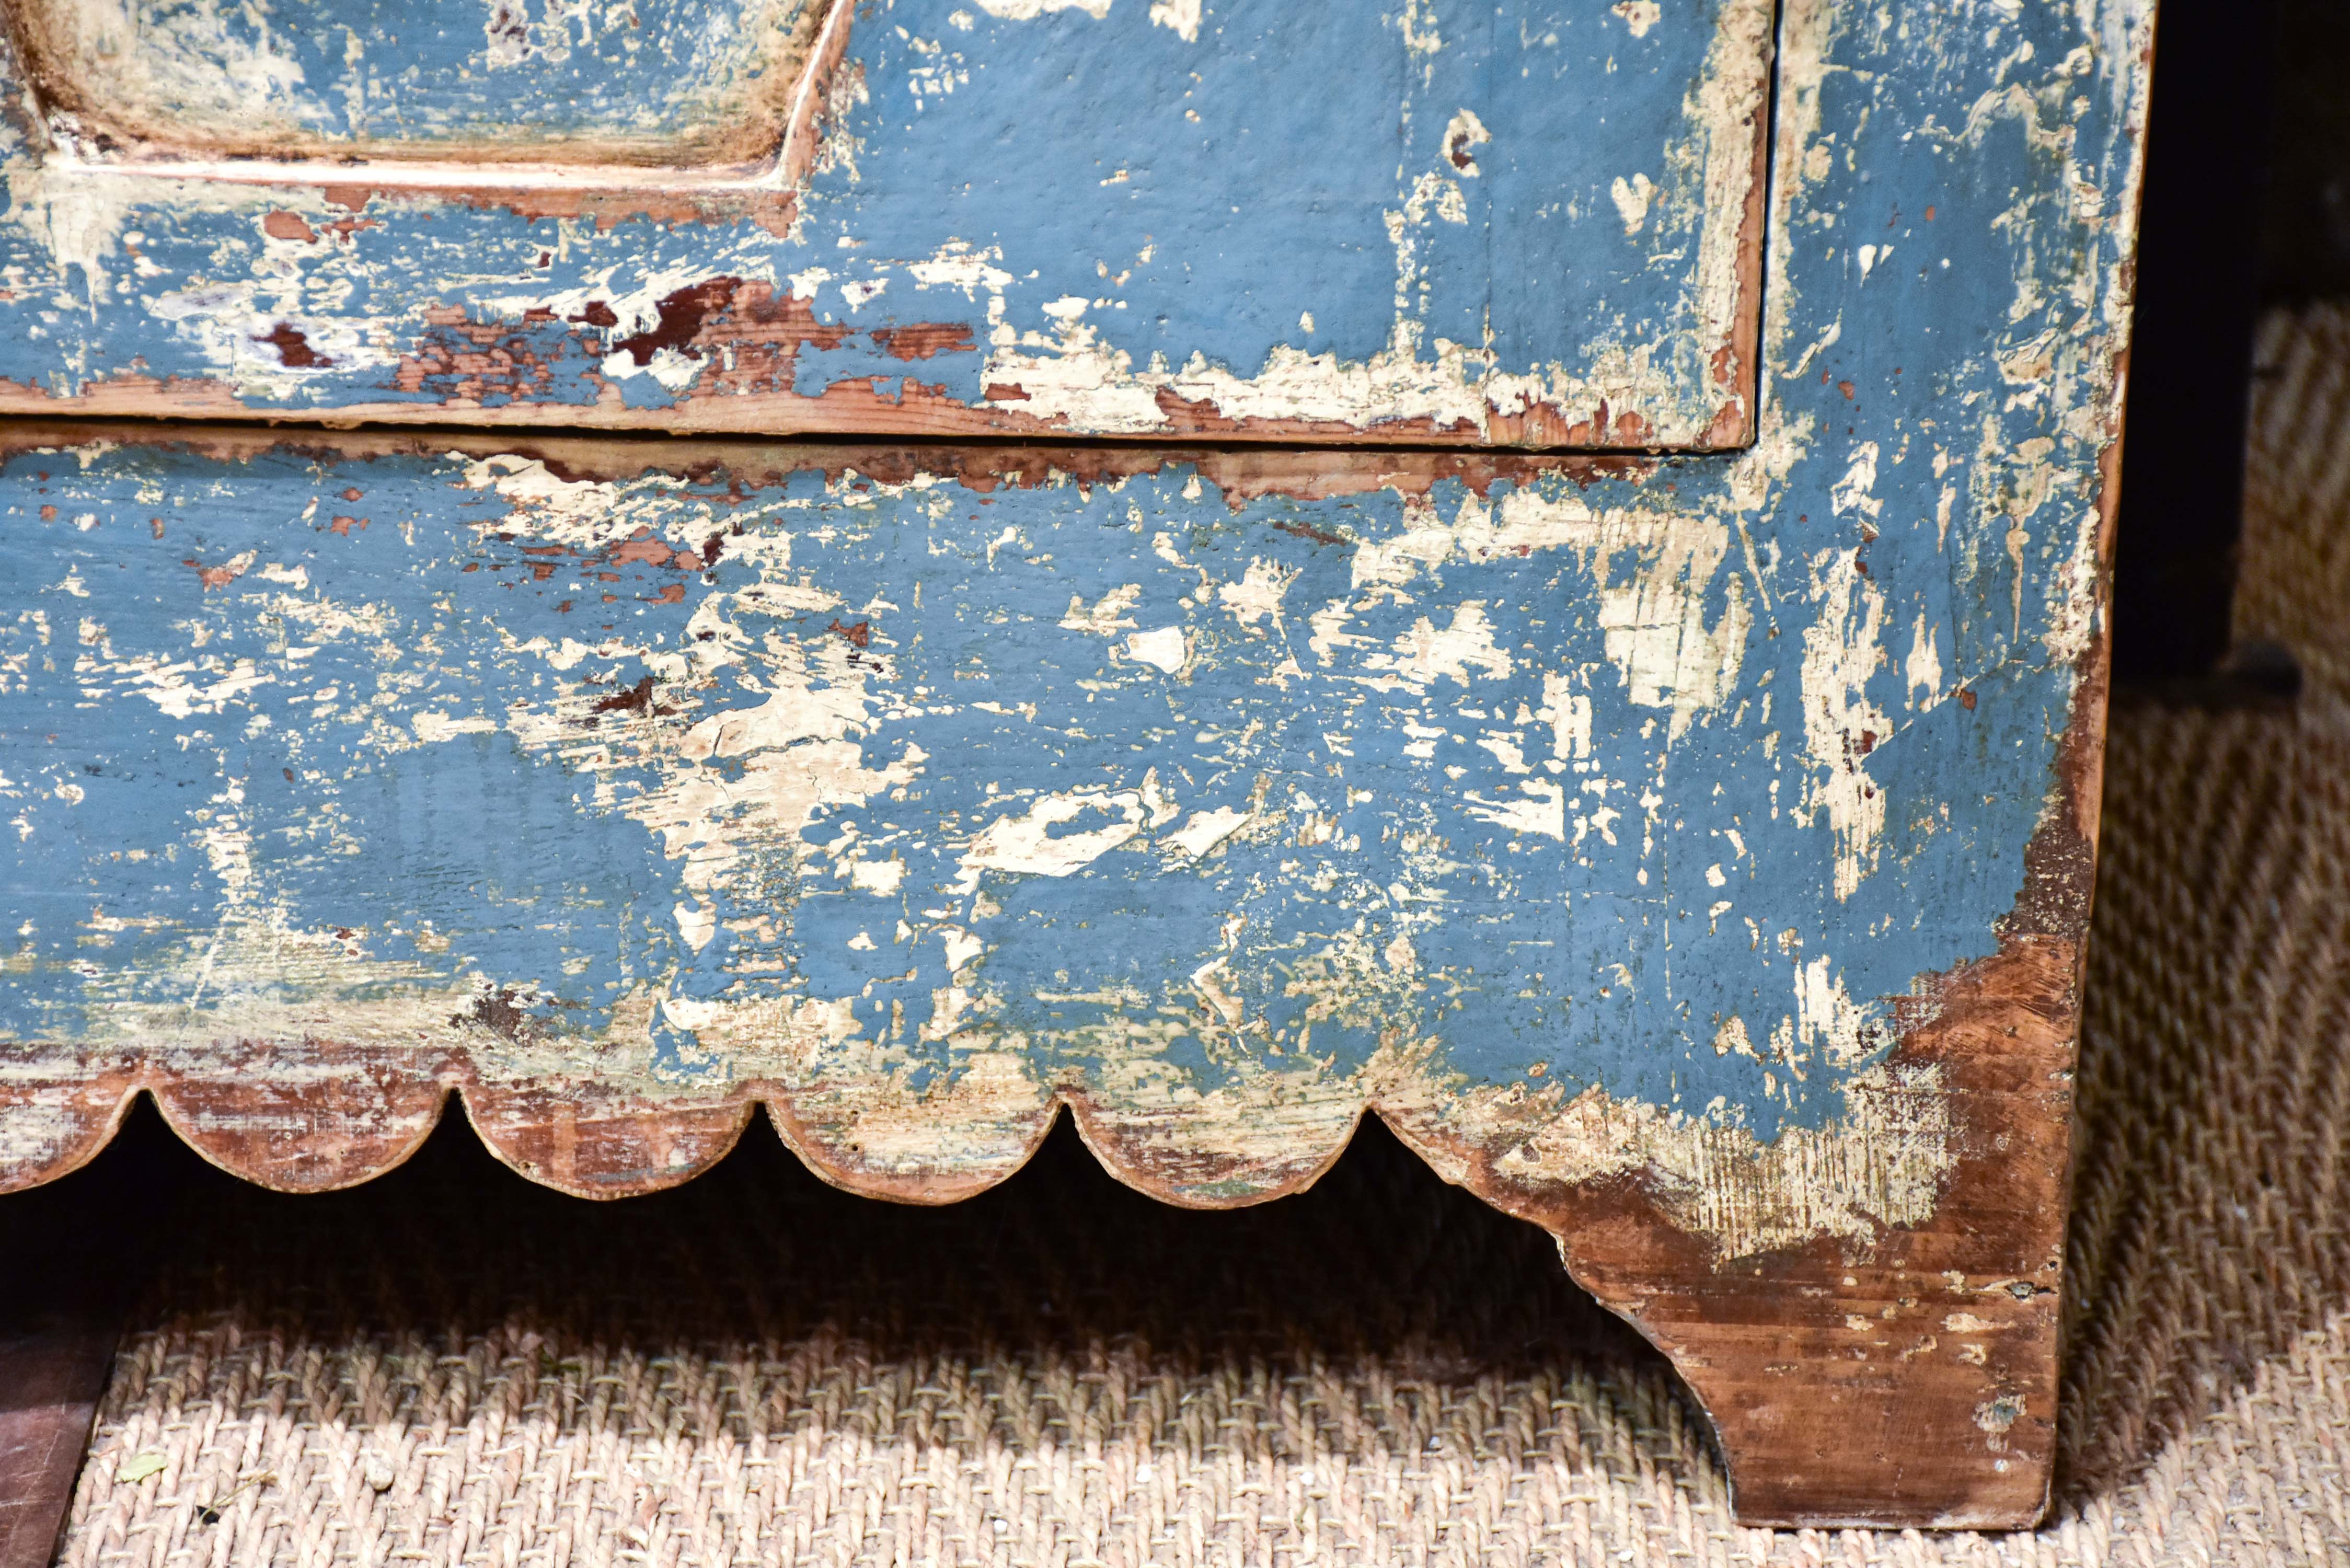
0,0,1769,446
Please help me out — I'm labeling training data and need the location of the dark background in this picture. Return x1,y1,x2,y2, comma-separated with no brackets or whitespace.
2114,0,2350,684
2262,0,2350,301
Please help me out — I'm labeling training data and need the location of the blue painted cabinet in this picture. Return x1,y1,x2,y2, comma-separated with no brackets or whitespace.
0,0,2151,1528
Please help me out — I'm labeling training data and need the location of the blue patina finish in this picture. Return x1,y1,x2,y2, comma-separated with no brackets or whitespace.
0,0,2155,1527
3,439,2036,1136
0,0,2145,1249
0,0,1771,445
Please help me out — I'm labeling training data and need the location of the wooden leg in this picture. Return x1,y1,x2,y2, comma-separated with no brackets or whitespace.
0,1328,117,1568
1533,932,2077,1529
1575,1240,2061,1528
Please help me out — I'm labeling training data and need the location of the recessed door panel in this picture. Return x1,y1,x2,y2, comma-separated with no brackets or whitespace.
13,0,830,165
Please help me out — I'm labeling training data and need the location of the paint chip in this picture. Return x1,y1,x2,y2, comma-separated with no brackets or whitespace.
1167,806,1250,859
1611,0,1661,36
1442,108,1491,176
1126,626,1188,673
1148,0,1201,41
1609,174,1655,236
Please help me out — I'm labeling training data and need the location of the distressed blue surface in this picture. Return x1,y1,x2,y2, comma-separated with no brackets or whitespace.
0,436,2059,1140
0,0,1767,442
0,0,2148,1200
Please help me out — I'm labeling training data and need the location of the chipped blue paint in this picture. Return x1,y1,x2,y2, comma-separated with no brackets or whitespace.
0,401,2064,1138
0,0,1771,444
0,444,1932,1133
0,0,2148,1259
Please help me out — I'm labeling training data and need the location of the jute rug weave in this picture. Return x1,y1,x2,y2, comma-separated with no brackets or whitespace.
49,308,2350,1567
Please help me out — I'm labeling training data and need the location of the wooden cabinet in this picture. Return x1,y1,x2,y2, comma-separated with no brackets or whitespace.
0,0,2150,1529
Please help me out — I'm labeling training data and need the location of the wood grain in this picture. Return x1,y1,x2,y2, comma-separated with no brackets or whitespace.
0,1328,113,1568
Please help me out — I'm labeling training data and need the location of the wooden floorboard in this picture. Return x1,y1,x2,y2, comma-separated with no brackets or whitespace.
0,1324,116,1568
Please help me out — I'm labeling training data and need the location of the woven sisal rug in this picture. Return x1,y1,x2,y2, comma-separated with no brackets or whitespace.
48,307,2350,1567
